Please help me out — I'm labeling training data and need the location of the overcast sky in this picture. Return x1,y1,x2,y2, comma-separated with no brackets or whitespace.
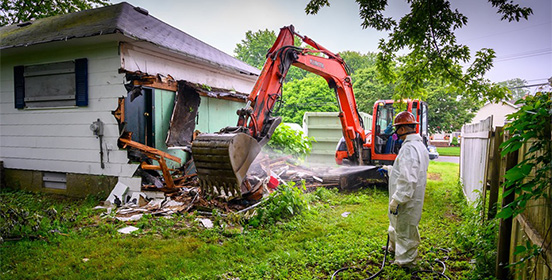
113,0,551,89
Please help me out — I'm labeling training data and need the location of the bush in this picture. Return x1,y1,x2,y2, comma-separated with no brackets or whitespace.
455,191,499,279
248,181,309,227
451,136,459,146
266,124,314,159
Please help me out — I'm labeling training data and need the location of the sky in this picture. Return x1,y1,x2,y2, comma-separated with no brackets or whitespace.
112,0,551,89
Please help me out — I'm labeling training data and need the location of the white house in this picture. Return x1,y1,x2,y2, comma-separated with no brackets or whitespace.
0,3,259,196
471,100,519,128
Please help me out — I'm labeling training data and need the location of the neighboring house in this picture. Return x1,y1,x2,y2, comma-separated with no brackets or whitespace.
471,100,519,128
0,2,259,196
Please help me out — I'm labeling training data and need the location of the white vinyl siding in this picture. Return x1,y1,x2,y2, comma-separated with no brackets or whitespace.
0,41,137,177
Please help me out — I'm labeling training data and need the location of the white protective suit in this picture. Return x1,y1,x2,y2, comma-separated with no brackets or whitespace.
387,133,429,265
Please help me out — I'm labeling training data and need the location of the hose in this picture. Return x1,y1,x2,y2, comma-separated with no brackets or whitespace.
330,235,452,279
331,235,390,280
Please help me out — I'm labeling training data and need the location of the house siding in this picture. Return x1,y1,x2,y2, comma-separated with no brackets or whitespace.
471,103,517,128
0,41,136,179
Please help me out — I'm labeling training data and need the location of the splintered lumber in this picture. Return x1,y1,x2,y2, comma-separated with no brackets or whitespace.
118,137,181,164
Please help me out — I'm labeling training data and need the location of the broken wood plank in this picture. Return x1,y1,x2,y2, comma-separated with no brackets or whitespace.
119,137,181,164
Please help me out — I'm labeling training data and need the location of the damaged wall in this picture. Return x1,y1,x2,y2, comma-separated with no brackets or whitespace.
120,43,257,94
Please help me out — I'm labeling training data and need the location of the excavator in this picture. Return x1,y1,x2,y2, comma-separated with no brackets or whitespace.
191,25,427,197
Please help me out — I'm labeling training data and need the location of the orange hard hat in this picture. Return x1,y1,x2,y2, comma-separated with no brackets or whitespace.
394,111,419,126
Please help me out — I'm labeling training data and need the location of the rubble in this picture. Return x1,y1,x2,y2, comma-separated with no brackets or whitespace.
97,147,386,224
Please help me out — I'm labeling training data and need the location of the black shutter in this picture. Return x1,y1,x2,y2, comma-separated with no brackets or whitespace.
14,66,25,109
75,58,88,106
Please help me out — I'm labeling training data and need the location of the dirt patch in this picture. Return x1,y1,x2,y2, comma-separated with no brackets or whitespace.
428,173,442,181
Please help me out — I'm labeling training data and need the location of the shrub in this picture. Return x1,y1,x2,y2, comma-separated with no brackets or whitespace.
248,181,309,227
266,124,314,159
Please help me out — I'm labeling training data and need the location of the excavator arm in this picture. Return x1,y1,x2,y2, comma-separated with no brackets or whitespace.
192,25,367,197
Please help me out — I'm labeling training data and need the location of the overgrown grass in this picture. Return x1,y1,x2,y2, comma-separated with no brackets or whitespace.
437,146,461,156
1,161,491,279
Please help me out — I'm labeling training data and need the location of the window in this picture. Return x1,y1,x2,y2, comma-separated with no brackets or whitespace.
14,58,88,108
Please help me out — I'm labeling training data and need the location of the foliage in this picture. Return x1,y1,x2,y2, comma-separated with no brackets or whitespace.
455,190,500,279
0,0,109,26
351,65,394,114
305,0,533,103
498,91,551,219
277,75,339,123
234,28,307,82
338,50,376,74
450,136,459,146
248,181,309,227
266,123,314,159
234,29,277,69
498,78,530,101
426,82,482,133
0,189,98,239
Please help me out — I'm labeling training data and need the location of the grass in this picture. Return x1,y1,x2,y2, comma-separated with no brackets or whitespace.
437,146,461,156
1,161,482,279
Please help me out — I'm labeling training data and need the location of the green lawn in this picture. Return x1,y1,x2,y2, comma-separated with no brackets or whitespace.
437,146,461,156
1,162,481,279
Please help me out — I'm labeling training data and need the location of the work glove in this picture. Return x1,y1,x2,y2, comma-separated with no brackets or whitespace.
389,199,399,215
377,165,392,176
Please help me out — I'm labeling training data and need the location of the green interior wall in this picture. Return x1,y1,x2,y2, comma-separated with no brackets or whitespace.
195,96,242,133
154,89,187,169
153,91,244,169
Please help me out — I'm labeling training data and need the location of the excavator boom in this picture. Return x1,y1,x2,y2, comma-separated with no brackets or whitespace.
192,25,367,197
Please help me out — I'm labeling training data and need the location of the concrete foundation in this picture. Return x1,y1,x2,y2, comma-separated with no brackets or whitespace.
3,168,118,198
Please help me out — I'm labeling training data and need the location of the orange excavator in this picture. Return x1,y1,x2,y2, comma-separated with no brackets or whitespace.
191,25,427,197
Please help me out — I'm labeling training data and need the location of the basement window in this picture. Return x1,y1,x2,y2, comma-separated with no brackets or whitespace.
43,172,67,190
14,59,88,109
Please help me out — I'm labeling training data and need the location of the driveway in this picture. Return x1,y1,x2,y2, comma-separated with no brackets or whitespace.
434,156,459,164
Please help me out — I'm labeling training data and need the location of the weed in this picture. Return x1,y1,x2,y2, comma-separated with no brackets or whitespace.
248,181,309,227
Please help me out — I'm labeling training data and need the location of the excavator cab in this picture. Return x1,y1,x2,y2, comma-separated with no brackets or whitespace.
335,99,428,165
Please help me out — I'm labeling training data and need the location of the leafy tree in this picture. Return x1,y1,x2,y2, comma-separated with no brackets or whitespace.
0,0,109,26
350,65,394,114
234,29,277,69
276,75,339,124
305,0,533,103
339,51,376,74
234,28,308,81
498,78,530,101
426,83,481,133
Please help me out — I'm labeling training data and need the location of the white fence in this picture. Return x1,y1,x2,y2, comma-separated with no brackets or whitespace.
460,116,493,202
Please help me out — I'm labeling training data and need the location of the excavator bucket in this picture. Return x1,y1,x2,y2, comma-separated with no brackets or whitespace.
192,133,261,198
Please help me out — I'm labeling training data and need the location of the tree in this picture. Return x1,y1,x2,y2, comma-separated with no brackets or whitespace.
0,0,109,26
234,29,277,69
305,0,533,103
234,28,308,81
339,51,376,74
350,65,394,114
425,84,481,133
498,78,530,101
276,75,339,124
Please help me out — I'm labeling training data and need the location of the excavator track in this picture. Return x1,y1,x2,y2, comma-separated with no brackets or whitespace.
191,133,261,198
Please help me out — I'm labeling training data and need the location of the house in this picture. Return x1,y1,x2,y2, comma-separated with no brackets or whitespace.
470,100,519,128
0,2,260,196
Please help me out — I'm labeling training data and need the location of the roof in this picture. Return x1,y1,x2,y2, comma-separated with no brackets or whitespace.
0,2,259,76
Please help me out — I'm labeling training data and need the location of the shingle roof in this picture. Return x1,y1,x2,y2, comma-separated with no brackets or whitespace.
0,2,260,76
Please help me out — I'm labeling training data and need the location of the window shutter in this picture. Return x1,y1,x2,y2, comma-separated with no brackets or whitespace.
14,65,25,109
75,58,88,106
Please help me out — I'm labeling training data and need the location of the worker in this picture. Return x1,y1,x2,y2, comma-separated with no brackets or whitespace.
380,111,429,268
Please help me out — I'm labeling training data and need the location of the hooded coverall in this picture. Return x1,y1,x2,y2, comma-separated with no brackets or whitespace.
387,133,429,265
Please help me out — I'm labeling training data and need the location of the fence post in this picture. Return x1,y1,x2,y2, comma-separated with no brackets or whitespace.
487,126,503,219
495,131,518,280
